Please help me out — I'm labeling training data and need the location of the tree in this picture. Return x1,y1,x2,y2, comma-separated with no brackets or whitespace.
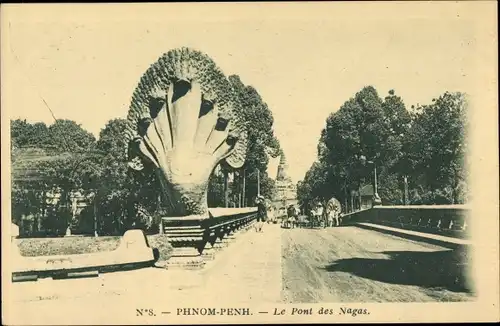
296,180,312,212
376,90,412,204
47,119,96,152
11,119,95,153
402,92,468,203
93,118,160,234
315,87,386,206
11,118,167,236
11,119,51,149
300,87,469,208
91,118,132,234
317,87,416,206
297,160,331,211
11,118,98,235
225,75,281,205
207,169,225,207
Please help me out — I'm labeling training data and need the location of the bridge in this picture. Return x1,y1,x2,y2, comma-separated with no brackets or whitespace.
6,205,473,324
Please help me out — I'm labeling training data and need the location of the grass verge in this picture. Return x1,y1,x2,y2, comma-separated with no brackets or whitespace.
15,234,174,263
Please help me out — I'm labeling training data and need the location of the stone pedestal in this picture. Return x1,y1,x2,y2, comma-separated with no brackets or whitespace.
221,237,233,247
201,243,216,261
223,229,237,245
235,224,244,234
160,216,208,270
212,238,228,251
157,248,206,270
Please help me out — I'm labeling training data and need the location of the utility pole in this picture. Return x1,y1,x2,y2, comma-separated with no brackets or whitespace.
344,183,348,214
258,169,260,197
242,169,246,207
358,183,362,211
238,171,242,208
93,194,98,237
157,193,164,234
239,171,243,208
403,175,409,205
372,164,382,206
350,190,354,213
367,160,382,206
224,169,229,208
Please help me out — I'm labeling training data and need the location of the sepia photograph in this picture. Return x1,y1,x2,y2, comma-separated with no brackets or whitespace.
1,2,498,324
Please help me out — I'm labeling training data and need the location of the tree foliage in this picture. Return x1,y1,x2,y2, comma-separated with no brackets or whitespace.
402,92,469,204
11,118,160,236
208,75,281,206
11,119,96,152
11,120,51,149
298,87,469,210
90,118,162,234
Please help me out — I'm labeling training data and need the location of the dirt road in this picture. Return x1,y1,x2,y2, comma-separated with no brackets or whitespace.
7,223,475,324
281,225,474,303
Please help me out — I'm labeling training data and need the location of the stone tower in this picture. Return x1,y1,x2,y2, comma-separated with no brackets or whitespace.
276,152,290,181
274,151,297,210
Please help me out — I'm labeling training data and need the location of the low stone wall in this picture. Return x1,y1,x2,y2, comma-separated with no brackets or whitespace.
341,205,473,292
11,229,157,282
342,205,471,239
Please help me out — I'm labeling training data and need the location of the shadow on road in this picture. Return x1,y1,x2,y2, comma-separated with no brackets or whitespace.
323,247,473,293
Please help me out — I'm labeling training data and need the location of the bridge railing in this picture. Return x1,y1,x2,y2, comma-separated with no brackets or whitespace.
342,205,471,239
161,207,258,269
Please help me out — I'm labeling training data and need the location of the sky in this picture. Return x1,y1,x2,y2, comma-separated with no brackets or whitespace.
2,3,481,184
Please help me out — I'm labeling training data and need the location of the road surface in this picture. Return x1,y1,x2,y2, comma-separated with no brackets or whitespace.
6,223,475,324
281,225,474,303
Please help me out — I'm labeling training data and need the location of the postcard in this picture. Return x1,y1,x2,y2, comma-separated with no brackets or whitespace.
1,2,498,324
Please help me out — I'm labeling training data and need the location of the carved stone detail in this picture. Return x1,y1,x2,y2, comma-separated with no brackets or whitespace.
126,48,248,217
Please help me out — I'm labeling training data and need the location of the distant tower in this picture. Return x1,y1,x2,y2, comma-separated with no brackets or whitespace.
276,152,289,181
273,151,298,211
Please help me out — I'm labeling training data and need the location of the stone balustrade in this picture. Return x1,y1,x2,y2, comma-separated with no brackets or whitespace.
160,207,258,269
342,205,472,291
342,205,471,239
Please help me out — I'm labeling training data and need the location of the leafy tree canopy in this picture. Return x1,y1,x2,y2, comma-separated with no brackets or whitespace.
298,87,468,208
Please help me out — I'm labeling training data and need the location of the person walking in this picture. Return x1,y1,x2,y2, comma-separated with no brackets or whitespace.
325,197,342,227
314,202,324,228
267,201,275,224
286,204,297,229
255,195,267,232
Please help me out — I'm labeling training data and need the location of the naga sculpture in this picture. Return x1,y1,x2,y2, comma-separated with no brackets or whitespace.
125,48,247,217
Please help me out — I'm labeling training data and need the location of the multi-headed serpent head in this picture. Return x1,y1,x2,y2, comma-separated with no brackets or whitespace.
125,48,247,217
